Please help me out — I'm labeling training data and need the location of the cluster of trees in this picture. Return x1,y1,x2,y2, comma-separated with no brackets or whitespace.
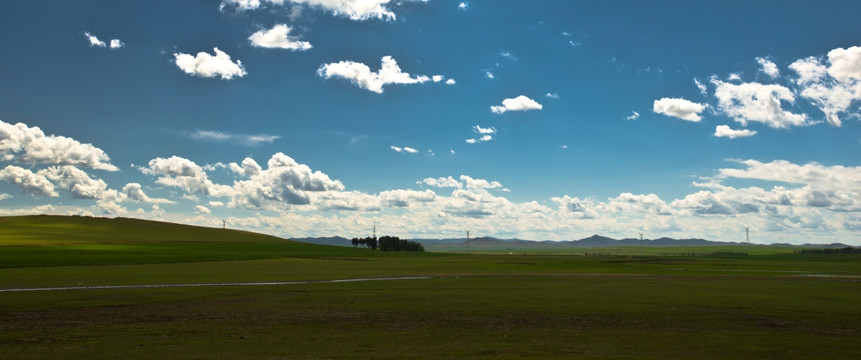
351,236,424,252
351,237,377,250
378,236,424,252
795,247,860,254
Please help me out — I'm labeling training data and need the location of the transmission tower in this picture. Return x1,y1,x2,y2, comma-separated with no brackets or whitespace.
745,226,750,244
639,232,644,247
222,219,227,230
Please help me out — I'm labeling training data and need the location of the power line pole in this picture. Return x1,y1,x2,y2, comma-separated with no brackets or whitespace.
639,232,644,247
466,229,470,253
373,224,376,239
222,219,227,230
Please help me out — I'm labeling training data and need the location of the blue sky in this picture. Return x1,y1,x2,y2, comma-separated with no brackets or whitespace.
1,0,860,244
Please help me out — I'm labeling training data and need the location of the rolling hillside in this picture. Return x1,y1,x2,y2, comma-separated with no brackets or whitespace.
0,215,363,268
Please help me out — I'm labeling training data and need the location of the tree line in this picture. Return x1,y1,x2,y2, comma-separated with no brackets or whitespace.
795,247,860,254
351,235,424,252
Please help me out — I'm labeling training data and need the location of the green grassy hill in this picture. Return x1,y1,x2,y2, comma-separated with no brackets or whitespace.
0,215,366,267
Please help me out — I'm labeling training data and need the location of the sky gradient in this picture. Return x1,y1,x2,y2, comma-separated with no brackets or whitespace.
1,0,860,244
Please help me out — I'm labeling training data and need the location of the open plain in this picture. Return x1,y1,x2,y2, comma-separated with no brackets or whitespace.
1,215,860,359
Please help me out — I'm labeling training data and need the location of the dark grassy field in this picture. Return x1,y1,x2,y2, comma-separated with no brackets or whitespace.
1,215,859,359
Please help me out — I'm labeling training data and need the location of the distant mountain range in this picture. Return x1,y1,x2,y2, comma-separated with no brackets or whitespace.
292,234,853,249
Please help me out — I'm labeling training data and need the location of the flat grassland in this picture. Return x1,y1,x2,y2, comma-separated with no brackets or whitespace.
1,215,859,359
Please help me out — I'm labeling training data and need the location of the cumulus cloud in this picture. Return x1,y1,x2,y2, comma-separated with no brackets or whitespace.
0,165,57,197
317,56,447,93
420,176,462,188
109,39,124,49
458,2,468,10
185,129,280,146
140,156,235,197
711,78,810,128
41,165,108,199
174,48,247,80
756,57,779,78
221,0,409,21
485,71,494,79
229,153,345,209
445,78,456,85
390,146,419,154
490,95,543,114
249,24,312,51
626,111,640,120
652,97,706,122
789,46,861,127
195,205,211,214
122,183,175,204
0,120,118,171
714,125,757,139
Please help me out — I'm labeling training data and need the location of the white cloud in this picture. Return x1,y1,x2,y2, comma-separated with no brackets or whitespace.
317,56,447,93
445,78,456,85
460,175,503,190
420,176,462,188
789,46,861,127
711,78,810,129
390,146,419,154
219,0,264,11
122,183,175,204
83,31,105,47
569,40,582,47
485,71,494,79
228,153,345,209
0,165,57,197
0,120,118,171
458,2,468,10
432,75,443,82
140,156,235,197
652,97,706,122
490,95,543,114
109,39,124,49
174,48,247,80
626,111,640,120
291,0,397,21
714,125,757,139
728,73,742,81
221,0,408,21
195,205,211,214
473,125,496,134
694,78,707,96
249,24,312,51
466,125,495,144
546,93,559,99
42,165,108,199
756,57,779,78
185,129,280,146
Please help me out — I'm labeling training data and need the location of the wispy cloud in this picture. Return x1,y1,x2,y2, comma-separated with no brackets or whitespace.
183,129,280,146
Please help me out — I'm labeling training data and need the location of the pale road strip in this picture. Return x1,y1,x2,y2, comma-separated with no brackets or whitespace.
0,276,432,293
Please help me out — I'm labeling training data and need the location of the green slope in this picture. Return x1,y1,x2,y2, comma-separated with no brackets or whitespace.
0,215,370,268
